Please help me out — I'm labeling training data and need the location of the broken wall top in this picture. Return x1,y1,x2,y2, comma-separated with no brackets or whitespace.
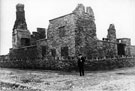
13,3,28,31
73,4,95,19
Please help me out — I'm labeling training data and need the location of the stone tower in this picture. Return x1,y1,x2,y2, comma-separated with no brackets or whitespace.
73,4,97,58
107,24,116,42
13,3,27,31
12,4,31,49
73,4,85,16
106,24,117,57
86,6,95,20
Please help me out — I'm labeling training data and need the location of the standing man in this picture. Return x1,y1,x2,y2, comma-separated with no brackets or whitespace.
78,54,85,76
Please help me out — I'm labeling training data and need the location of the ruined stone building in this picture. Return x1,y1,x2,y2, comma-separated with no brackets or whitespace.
9,4,135,60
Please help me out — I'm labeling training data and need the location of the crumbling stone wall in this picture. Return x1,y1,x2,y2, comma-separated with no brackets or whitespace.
7,3,135,70
13,3,27,30
75,16,97,58
31,28,46,45
98,24,117,58
2,3,135,71
13,29,31,48
46,4,118,59
36,39,49,58
9,45,39,60
46,4,98,59
107,24,116,42
74,4,97,58
12,4,31,49
105,24,117,56
97,40,117,58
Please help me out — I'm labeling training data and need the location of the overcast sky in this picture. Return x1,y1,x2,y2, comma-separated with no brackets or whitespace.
0,0,135,55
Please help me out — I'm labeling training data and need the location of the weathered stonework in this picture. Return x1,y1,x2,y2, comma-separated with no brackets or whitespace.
36,39,48,58
12,29,31,48
117,38,131,56
12,4,31,49
73,4,85,17
106,24,117,56
47,13,76,59
31,28,46,45
107,24,116,42
46,4,97,59
86,6,95,20
9,45,38,60
13,4,27,30
130,46,135,56
8,3,135,62
1,3,135,71
74,4,97,58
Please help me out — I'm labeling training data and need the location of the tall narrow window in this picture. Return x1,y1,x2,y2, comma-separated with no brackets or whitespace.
117,44,125,56
42,46,47,57
58,26,65,38
51,49,56,57
61,47,68,57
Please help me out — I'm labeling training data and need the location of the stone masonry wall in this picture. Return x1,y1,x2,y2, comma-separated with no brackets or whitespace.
31,28,46,45
75,16,97,58
36,39,48,58
130,46,135,56
9,45,39,60
117,38,131,56
74,4,97,58
13,29,31,48
106,24,117,56
47,13,76,59
97,40,117,58
12,4,31,49
107,24,116,42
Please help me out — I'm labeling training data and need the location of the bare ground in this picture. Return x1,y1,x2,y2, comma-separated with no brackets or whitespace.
0,67,135,91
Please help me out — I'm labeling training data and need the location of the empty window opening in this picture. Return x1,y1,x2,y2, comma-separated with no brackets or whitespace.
21,38,30,46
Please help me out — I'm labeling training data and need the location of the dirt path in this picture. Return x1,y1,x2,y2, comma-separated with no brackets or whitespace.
0,67,135,91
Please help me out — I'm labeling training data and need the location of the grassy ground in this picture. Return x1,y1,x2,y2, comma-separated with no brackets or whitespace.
0,67,135,91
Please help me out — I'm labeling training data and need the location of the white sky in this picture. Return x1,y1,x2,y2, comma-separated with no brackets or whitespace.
0,0,135,55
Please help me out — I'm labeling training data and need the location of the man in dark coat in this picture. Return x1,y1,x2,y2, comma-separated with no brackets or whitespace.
78,54,85,76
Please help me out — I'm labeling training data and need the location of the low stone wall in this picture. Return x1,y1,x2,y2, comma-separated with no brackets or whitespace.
85,57,135,71
9,45,39,60
0,57,135,71
0,58,77,71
